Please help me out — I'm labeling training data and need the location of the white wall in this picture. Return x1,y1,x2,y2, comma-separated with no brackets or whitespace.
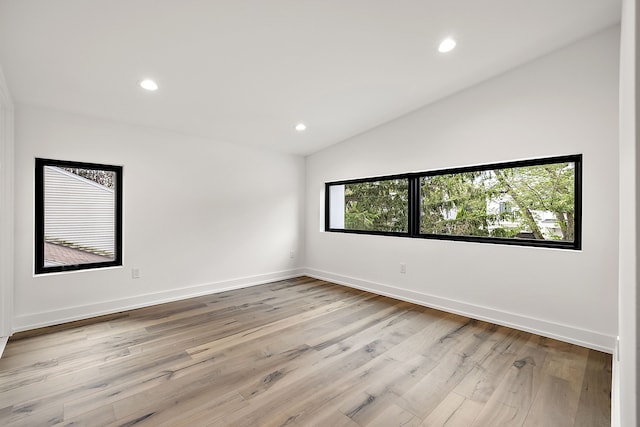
13,105,305,330
0,67,14,340
305,27,620,352
617,0,638,424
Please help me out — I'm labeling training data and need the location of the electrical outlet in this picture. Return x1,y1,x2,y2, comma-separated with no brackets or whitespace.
290,250,295,259
400,263,406,274
132,268,140,279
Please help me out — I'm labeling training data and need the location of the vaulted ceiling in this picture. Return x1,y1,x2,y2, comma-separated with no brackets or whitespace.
0,0,622,155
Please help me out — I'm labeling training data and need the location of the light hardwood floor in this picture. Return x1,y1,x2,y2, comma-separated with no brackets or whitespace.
0,276,611,426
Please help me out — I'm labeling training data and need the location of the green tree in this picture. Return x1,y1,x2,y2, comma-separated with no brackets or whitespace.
344,179,408,232
421,171,508,236
341,161,575,242
494,163,575,241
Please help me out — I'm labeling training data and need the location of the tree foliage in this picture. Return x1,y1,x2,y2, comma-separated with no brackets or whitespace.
421,171,505,237
342,162,576,241
344,179,409,232
493,164,575,241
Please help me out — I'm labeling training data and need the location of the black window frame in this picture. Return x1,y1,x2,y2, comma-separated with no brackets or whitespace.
325,154,582,250
35,158,123,274
325,174,412,237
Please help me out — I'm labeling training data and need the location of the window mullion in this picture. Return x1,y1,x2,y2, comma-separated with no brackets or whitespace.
408,176,420,236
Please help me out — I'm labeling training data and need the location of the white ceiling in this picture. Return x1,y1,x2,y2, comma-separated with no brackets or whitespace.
0,0,621,156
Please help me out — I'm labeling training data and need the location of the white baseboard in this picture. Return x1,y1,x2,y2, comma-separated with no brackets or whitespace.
0,336,7,359
304,268,615,353
610,336,620,427
12,267,616,354
13,268,305,333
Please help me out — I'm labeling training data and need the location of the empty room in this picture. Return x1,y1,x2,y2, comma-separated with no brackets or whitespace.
0,1,637,426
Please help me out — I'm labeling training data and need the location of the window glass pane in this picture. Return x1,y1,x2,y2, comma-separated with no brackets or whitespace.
329,184,346,229
420,161,576,242
329,178,409,233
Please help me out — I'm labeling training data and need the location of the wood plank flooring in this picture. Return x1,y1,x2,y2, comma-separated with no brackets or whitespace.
0,276,612,426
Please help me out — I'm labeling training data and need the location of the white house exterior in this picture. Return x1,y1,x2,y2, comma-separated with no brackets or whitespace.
486,196,564,240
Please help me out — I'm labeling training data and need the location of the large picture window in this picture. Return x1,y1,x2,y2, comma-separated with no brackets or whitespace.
326,155,582,250
35,158,123,274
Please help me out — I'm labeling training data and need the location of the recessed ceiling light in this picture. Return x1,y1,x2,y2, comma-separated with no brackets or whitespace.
295,123,307,131
139,79,158,91
438,38,457,53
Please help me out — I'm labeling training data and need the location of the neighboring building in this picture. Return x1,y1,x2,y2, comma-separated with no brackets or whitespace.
44,166,116,257
487,196,564,240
